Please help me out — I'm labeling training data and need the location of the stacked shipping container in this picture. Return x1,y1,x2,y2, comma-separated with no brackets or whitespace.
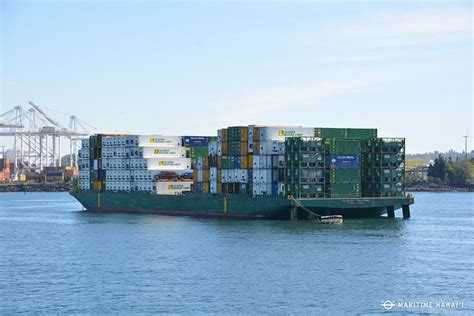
79,134,193,194
325,138,362,198
78,139,90,190
186,136,211,193
284,137,325,198
218,127,250,194
363,138,405,197
251,126,316,195
77,127,405,199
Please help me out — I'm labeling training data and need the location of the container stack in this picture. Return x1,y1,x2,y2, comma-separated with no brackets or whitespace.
77,126,406,199
363,138,405,197
83,134,192,194
87,134,105,191
101,135,135,191
284,137,325,198
325,138,362,198
183,136,211,193
250,126,280,195
208,139,219,193
217,126,250,194
133,135,191,193
250,126,315,195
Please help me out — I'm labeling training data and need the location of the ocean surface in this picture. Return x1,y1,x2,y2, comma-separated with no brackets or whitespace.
0,192,472,314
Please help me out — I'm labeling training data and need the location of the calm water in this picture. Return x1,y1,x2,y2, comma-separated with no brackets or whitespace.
0,192,472,314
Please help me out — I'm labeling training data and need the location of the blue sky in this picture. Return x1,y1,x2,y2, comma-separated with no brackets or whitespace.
1,0,472,153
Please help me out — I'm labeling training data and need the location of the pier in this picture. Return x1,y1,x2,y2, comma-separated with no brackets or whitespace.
290,195,414,219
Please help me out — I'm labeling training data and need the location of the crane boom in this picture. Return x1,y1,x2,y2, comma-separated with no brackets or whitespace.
28,101,67,130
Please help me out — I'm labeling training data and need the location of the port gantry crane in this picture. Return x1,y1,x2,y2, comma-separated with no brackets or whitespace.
0,101,95,178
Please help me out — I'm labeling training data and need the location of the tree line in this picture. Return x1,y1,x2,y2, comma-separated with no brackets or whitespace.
427,155,473,187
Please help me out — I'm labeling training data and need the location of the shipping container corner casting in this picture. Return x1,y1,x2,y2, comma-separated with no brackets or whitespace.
71,126,414,219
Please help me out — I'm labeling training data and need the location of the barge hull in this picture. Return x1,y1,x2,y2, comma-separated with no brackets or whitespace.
70,191,414,219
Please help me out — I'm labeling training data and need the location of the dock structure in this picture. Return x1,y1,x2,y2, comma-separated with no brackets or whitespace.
0,102,93,172
290,195,414,219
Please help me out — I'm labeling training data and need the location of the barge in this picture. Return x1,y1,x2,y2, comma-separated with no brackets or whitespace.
70,190,414,219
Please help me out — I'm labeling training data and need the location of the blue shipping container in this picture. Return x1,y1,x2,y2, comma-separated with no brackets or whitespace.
235,156,241,168
329,155,360,169
182,136,210,147
272,169,279,182
271,182,279,195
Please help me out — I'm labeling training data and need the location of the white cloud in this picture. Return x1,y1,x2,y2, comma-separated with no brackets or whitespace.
338,8,472,47
303,7,472,66
211,68,390,124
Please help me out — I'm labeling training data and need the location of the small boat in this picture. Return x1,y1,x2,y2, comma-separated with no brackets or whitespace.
318,215,344,225
290,196,344,225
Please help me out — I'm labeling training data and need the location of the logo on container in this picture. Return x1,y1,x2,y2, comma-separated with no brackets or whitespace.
168,184,185,190
279,130,304,137
279,130,297,136
154,149,171,154
149,137,169,143
159,161,175,166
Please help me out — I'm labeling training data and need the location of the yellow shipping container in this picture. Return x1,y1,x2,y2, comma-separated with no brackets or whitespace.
222,129,228,142
203,182,209,193
217,183,222,194
240,142,248,156
254,127,260,141
240,127,248,142
217,169,222,183
240,155,248,169
193,169,198,181
222,141,228,155
254,141,260,154
217,157,222,169
248,155,253,168
202,157,209,169
203,169,210,182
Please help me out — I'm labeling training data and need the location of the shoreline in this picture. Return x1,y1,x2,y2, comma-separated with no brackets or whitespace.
0,182,72,192
406,184,472,193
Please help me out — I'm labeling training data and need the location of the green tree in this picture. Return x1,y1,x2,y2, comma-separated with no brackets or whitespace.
428,154,448,180
447,160,473,186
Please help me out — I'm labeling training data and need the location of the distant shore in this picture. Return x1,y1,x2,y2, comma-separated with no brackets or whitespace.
406,183,472,192
0,182,72,192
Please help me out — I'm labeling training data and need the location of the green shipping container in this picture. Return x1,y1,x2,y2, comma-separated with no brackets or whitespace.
300,169,324,183
316,128,377,139
300,184,324,198
330,169,361,183
365,182,404,197
330,183,361,198
190,147,208,158
347,128,377,139
327,139,361,155
315,128,348,139
285,183,300,197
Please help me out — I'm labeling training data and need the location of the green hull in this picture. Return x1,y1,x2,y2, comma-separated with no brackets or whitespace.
70,191,414,219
